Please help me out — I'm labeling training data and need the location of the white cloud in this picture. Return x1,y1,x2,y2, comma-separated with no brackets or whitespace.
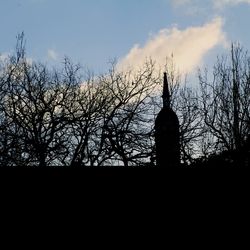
0,53,9,62
0,52,33,65
171,0,192,6
171,0,250,8
118,18,227,74
213,0,250,8
171,0,206,16
47,49,58,61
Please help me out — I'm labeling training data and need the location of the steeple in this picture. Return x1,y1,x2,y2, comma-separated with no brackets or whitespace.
163,72,171,109
155,73,180,168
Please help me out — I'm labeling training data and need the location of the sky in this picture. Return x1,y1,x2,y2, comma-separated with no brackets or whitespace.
0,0,250,75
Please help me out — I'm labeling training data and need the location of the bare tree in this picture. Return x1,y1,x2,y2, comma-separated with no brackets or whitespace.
66,61,159,167
98,62,159,166
199,44,250,154
2,35,249,167
0,35,82,166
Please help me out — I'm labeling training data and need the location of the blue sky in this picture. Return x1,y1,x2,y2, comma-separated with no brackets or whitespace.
1,0,250,73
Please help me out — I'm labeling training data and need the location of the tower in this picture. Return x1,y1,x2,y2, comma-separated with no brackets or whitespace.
155,73,180,167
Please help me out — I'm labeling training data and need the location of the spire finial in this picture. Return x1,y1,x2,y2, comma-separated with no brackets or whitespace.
163,72,170,108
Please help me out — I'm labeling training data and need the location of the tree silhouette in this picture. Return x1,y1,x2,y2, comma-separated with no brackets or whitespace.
199,44,250,155
0,35,249,167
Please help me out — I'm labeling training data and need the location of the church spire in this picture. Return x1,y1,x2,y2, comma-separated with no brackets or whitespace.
155,72,180,168
163,72,171,109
